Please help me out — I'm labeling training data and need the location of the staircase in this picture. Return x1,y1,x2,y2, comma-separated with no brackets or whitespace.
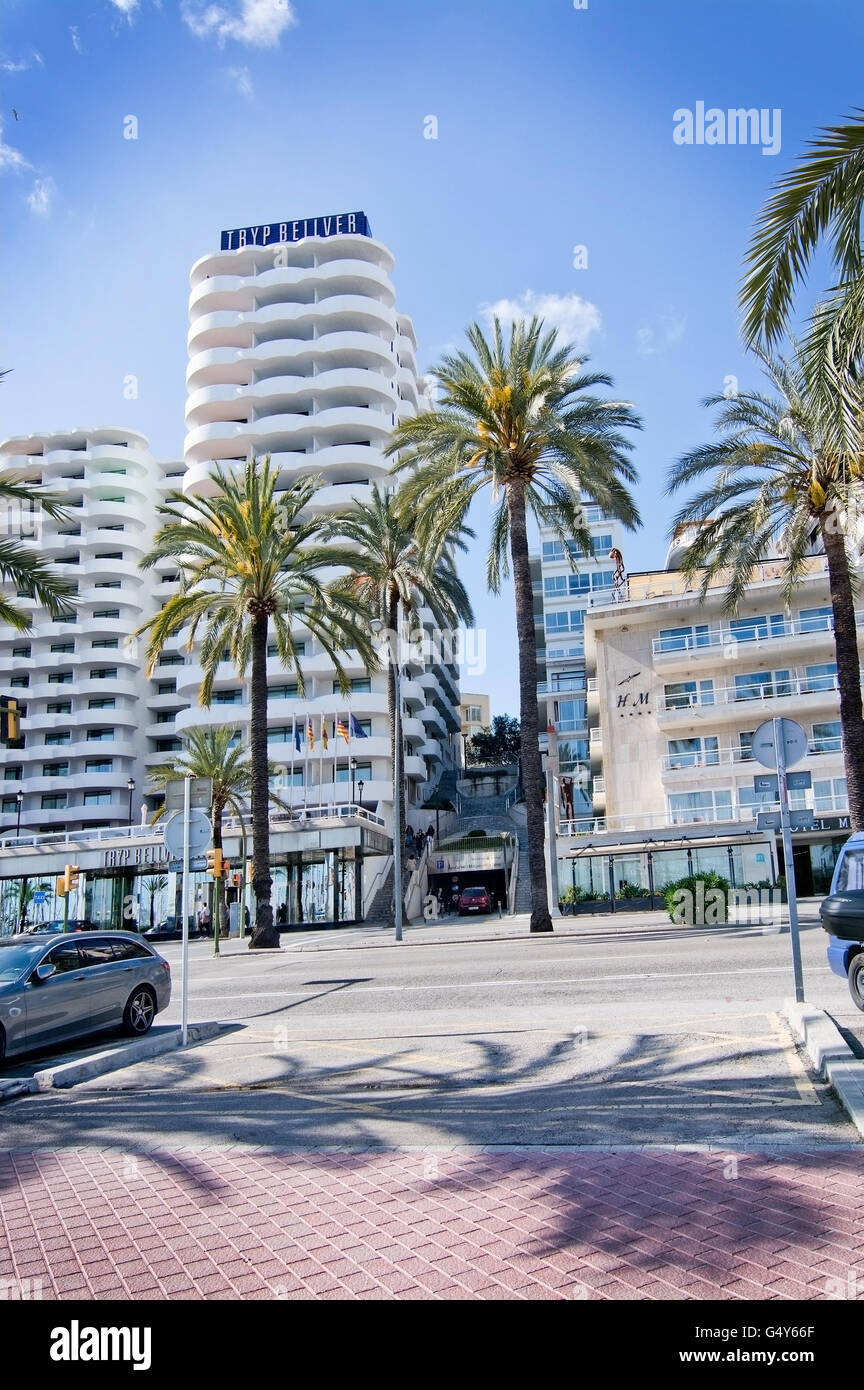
441,789,534,916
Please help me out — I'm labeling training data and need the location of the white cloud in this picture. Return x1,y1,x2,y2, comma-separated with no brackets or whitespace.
480,290,602,351
0,51,44,73
109,0,140,16
181,0,298,47
636,311,687,357
26,176,56,217
224,64,254,96
0,124,31,173
70,27,85,55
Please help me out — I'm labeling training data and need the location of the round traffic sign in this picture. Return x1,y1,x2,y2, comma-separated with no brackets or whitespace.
751,718,808,770
163,809,212,859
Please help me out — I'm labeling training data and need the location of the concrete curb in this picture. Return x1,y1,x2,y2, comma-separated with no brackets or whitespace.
24,1021,224,1095
782,999,864,1138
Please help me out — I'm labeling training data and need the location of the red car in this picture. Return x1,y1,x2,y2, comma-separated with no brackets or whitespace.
458,886,493,916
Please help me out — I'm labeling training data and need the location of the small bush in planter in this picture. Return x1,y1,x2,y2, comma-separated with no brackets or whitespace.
615,881,651,900
662,871,731,924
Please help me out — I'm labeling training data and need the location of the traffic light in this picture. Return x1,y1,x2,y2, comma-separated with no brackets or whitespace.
231,871,243,887
207,849,225,879
57,864,80,897
0,697,23,747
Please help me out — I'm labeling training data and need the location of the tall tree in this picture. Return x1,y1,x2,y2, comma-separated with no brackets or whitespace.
667,342,864,828
467,714,521,766
138,458,376,949
740,111,864,392
147,726,287,952
389,317,641,932
331,483,474,922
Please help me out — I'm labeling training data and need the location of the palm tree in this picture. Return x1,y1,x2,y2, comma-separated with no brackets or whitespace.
141,875,168,933
666,342,864,829
138,457,377,950
389,317,642,932
740,111,864,386
331,483,474,924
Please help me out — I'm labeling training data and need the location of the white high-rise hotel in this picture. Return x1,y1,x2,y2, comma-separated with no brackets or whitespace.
0,214,461,876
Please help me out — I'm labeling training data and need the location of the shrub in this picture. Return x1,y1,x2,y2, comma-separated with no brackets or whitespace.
662,871,731,924
615,880,650,900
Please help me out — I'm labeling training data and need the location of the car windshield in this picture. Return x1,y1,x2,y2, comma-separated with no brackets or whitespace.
463,889,485,897
0,940,46,982
836,849,864,891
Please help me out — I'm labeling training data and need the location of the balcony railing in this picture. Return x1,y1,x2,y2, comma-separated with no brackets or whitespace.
661,735,842,772
559,791,850,838
651,614,861,658
662,673,841,712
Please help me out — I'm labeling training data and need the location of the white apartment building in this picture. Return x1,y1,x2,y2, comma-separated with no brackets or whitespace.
532,501,626,819
577,554,858,897
0,428,175,841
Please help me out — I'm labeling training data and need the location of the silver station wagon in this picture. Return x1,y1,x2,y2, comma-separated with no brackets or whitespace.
0,931,172,1062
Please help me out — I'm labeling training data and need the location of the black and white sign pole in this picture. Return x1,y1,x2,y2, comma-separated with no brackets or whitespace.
181,774,191,1046
393,656,403,943
773,718,805,1004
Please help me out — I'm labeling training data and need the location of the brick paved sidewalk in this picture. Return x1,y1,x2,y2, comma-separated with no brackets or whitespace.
1,1147,862,1300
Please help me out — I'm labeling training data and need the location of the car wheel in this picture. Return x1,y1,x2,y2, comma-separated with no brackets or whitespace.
848,952,864,1012
122,986,157,1036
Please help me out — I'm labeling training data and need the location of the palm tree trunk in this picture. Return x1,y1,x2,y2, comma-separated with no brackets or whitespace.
821,518,864,829
506,479,553,932
248,609,277,948
386,588,404,928
212,809,226,955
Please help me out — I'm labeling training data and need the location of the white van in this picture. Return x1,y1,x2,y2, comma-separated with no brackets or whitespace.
819,831,864,1010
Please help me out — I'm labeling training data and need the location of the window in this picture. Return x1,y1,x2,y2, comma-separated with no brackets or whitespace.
591,534,613,556
155,738,182,752
667,789,732,823
94,580,121,590
728,613,786,642
804,662,837,692
40,793,67,810
10,676,29,688
93,609,120,620
542,540,565,563
835,845,864,890
47,701,72,714
3,767,22,781
156,681,176,695
1,797,18,814
47,672,72,684
88,697,116,710
11,645,30,659
95,551,123,561
91,638,119,650
270,685,299,699
46,942,80,972
799,606,833,633
583,505,610,524
814,777,847,813
555,698,587,732
812,721,842,753
155,711,175,724
158,653,184,667
110,940,151,961
86,728,115,742
663,680,714,710
733,669,792,701
657,624,710,652
666,736,719,769
268,727,296,743
78,940,117,966
334,678,371,694
335,762,372,783
545,609,585,634
213,689,243,705
44,731,71,746
592,571,614,590
89,668,117,680
83,792,112,805
50,641,75,653
42,762,70,777
100,495,126,504
465,705,483,723
557,740,590,775
268,641,304,657
97,525,124,532
85,759,113,773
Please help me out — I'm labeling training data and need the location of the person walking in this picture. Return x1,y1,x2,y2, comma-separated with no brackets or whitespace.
426,823,435,850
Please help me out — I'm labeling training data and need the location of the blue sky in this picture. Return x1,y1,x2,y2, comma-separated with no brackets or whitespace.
1,0,862,713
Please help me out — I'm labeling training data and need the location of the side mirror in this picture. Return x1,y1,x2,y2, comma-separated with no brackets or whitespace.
33,962,56,982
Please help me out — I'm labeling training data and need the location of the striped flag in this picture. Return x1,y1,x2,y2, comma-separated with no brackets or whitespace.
307,716,315,752
336,717,350,744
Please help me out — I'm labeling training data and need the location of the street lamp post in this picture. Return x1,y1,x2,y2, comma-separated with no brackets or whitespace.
16,789,23,837
350,756,357,806
357,779,364,810
127,777,135,826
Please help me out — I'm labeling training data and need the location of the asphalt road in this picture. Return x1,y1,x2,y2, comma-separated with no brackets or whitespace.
3,905,861,1153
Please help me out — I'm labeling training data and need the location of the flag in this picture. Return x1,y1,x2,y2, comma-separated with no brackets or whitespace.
336,717,350,744
307,717,315,751
322,720,329,751
350,714,368,739
294,720,301,752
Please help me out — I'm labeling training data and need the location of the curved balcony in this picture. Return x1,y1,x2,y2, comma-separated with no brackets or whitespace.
184,367,397,429
186,332,396,391
188,259,396,318
188,236,395,291
187,296,398,356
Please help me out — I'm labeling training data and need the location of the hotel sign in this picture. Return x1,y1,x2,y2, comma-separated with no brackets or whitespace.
220,211,370,252
103,843,171,870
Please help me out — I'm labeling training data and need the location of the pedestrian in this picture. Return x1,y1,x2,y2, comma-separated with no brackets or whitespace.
277,901,287,926
426,823,435,850
436,886,445,916
415,827,425,858
198,904,212,936
244,905,251,934
404,827,415,856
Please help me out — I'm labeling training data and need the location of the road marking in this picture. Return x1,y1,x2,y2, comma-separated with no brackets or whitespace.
185,964,793,1003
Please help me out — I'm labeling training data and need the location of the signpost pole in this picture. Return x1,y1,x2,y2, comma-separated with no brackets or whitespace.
393,659,403,944
181,774,191,1046
774,718,805,1003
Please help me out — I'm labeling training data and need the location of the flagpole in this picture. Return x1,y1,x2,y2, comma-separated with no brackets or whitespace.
319,713,325,813
289,715,296,811
303,714,309,815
